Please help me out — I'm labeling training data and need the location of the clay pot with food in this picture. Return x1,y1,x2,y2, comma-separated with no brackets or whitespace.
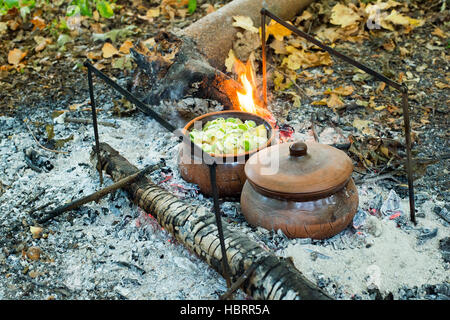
178,110,276,197
240,141,359,239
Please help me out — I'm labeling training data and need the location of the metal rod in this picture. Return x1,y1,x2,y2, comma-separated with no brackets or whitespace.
260,9,415,222
87,66,103,186
402,87,416,224
261,9,268,107
84,61,176,133
209,163,232,289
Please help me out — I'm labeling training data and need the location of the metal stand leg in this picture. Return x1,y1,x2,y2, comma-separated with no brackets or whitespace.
209,163,232,289
261,9,268,107
86,65,103,186
402,87,416,224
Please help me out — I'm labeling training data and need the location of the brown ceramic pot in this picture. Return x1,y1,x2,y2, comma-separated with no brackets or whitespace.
241,141,359,239
178,110,276,197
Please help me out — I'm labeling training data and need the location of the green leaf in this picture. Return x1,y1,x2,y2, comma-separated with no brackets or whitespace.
20,0,36,9
4,0,19,9
78,0,92,16
188,0,196,14
96,1,114,18
66,4,80,17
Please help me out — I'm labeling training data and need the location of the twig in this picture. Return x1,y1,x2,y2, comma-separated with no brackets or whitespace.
37,162,162,224
355,173,401,185
28,200,56,215
24,120,69,155
64,117,119,128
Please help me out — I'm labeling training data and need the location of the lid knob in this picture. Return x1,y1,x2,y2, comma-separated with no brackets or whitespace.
289,142,307,157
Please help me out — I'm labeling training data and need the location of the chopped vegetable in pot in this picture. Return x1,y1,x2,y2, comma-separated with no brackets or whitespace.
189,117,268,155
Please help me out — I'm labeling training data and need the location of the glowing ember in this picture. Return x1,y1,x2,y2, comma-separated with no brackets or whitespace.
233,58,275,125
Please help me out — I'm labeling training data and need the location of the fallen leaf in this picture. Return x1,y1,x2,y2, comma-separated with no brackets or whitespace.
330,4,361,28
138,7,160,21
30,226,43,239
34,36,52,52
269,39,288,54
382,39,396,51
282,46,332,70
324,86,354,96
376,82,386,94
265,20,292,41
383,10,424,29
327,93,345,110
353,118,372,131
119,40,133,54
224,49,236,73
102,42,119,58
112,56,132,70
432,27,446,39
8,48,27,66
295,10,313,24
232,16,258,33
30,16,46,31
435,81,450,89
86,51,102,60
0,22,7,34
202,3,215,14
69,100,89,111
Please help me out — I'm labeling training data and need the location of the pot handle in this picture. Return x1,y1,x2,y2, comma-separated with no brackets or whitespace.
289,141,307,157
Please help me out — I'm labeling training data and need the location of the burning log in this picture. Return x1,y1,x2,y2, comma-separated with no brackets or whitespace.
93,142,332,300
131,0,315,114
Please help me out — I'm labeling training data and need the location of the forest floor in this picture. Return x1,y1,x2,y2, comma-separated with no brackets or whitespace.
0,0,449,300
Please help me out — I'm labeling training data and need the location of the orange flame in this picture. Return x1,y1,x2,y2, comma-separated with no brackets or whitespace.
233,58,275,125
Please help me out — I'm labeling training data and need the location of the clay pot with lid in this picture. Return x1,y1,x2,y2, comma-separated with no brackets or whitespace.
240,141,359,239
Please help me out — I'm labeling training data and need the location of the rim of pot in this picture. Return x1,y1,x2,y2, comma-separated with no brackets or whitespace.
182,110,276,160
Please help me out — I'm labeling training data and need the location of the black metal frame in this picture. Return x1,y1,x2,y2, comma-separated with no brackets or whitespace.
83,61,232,288
83,8,417,294
260,9,416,224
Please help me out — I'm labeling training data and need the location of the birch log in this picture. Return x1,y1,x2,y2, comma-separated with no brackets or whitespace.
93,143,332,300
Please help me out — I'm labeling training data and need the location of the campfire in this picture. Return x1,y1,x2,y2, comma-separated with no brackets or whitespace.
232,58,275,126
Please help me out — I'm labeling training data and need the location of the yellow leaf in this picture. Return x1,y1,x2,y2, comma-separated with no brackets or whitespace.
265,20,292,41
380,146,390,158
432,27,447,39
327,93,345,109
324,86,354,96
224,49,236,73
383,10,424,28
147,8,160,18
119,40,133,54
102,42,119,58
232,16,258,33
330,4,361,28
282,46,332,70
353,118,372,131
312,98,327,106
435,81,450,89
374,105,387,111
8,48,27,66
